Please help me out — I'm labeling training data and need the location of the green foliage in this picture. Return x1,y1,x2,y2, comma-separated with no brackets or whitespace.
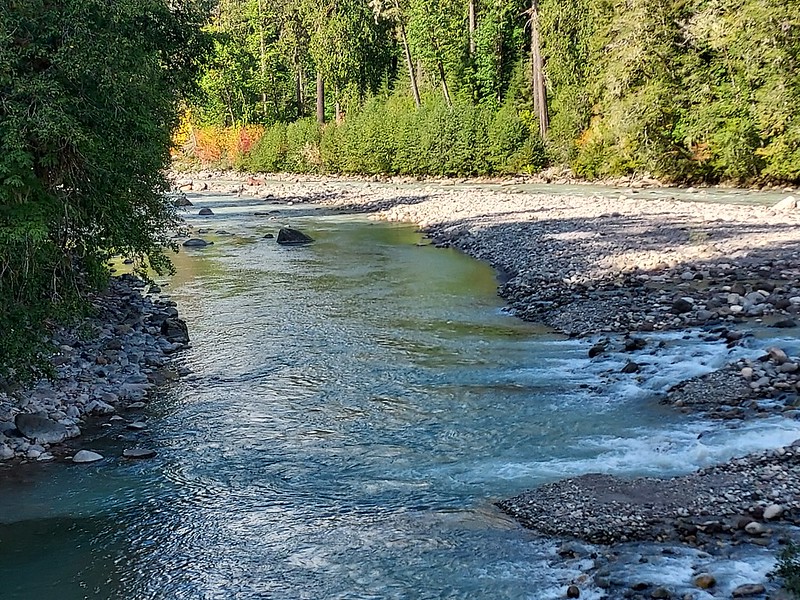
0,0,208,379
539,0,593,164
246,123,288,172
570,0,800,183
489,103,546,174
319,121,346,172
772,541,800,597
338,98,397,174
185,0,800,184
470,1,527,103
284,118,322,172
243,94,544,177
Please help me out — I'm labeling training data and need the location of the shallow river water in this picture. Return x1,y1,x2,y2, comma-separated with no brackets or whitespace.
2,194,800,599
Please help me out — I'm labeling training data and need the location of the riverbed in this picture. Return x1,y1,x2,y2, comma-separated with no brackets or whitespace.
2,192,799,599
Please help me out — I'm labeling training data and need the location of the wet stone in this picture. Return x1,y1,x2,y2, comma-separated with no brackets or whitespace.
122,448,157,459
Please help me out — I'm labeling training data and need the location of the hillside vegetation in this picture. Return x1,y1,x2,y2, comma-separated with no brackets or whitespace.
177,0,800,184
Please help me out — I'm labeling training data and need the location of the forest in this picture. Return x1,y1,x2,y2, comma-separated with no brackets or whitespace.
178,0,800,183
1,0,799,376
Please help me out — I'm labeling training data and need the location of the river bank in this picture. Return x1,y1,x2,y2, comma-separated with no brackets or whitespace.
171,172,800,597
0,275,190,464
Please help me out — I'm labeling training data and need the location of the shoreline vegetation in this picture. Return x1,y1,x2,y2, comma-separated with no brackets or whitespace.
171,171,800,597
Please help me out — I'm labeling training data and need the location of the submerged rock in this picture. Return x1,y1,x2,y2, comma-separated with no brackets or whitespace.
277,227,314,245
122,448,157,459
693,573,715,589
732,584,765,597
621,361,640,374
198,207,214,216
183,238,213,247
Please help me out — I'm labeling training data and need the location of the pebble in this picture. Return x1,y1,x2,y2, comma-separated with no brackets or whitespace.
763,504,783,520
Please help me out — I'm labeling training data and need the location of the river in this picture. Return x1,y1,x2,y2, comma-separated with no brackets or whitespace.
2,193,799,599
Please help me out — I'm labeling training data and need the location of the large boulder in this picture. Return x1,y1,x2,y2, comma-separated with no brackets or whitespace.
277,227,314,245
73,450,104,463
774,195,797,212
161,318,189,345
15,413,67,444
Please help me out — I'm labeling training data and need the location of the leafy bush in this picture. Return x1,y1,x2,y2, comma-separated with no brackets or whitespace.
340,97,396,174
320,122,346,172
489,104,546,173
236,94,547,177
0,0,208,380
772,541,800,597
246,123,287,172
285,118,322,173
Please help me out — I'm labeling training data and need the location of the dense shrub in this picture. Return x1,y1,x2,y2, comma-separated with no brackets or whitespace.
182,95,547,178
339,97,397,174
246,123,288,172
0,0,208,380
284,118,322,173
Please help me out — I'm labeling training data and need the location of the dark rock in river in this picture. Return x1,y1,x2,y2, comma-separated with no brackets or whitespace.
15,413,67,444
277,227,314,245
732,584,765,597
122,448,157,459
198,208,214,216
182,238,213,247
161,318,189,345
621,361,640,374
588,343,606,358
263,233,275,239
624,337,647,352
773,319,797,329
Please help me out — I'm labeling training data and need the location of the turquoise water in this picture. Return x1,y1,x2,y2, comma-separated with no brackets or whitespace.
2,196,799,599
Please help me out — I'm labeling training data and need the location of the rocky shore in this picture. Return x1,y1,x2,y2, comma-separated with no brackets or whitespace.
173,172,800,596
0,275,190,464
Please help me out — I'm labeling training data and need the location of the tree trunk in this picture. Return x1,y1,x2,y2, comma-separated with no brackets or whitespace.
257,0,268,118
438,60,452,106
316,72,325,124
530,0,549,138
468,0,477,56
394,0,422,108
296,69,303,118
